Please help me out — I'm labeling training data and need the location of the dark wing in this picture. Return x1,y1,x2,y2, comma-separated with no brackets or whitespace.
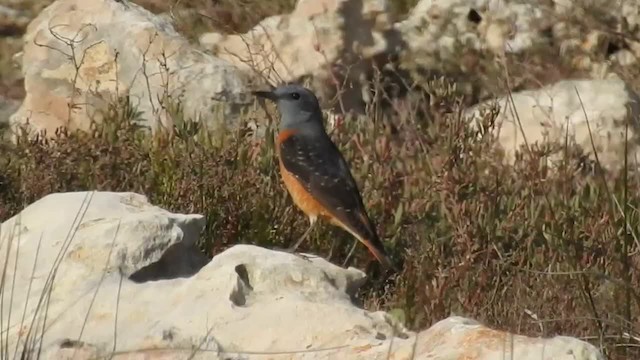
279,133,378,242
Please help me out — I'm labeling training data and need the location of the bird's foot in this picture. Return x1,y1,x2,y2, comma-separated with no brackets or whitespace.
325,237,340,263
285,244,300,253
341,240,359,268
273,246,314,262
324,248,334,263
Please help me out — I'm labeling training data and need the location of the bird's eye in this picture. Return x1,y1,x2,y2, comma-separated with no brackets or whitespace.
291,92,300,100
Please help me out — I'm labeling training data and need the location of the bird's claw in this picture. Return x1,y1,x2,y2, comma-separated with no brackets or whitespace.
273,246,314,262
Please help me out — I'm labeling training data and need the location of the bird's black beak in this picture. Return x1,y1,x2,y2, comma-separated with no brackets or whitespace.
251,90,277,102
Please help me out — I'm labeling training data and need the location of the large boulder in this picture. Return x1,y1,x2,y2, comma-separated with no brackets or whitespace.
552,0,640,68
1,191,604,359
396,0,553,66
395,0,640,77
199,0,397,114
10,0,251,139
465,78,640,171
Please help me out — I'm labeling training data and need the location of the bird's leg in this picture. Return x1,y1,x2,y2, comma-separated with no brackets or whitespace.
325,236,339,261
341,239,359,268
287,217,316,253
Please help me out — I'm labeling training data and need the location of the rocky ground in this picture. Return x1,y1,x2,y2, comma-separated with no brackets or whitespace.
1,0,640,359
1,191,604,359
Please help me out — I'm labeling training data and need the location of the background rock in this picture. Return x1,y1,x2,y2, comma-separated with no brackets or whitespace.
9,0,252,140
396,0,553,66
465,78,640,171
199,0,398,114
8,0,639,144
0,4,30,36
552,0,640,76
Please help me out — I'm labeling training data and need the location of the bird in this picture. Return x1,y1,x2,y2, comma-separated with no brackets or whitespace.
252,84,393,269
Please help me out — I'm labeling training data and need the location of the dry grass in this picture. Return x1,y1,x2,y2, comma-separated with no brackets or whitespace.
2,74,640,358
1,0,640,359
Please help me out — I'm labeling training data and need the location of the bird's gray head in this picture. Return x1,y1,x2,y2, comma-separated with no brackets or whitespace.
252,84,324,133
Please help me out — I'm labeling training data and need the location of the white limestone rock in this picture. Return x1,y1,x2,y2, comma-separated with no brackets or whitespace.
465,78,640,171
199,0,394,113
396,0,553,69
2,191,604,360
10,0,251,140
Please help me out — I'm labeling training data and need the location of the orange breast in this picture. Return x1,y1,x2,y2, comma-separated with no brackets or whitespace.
276,128,334,221
276,128,298,146
279,159,331,220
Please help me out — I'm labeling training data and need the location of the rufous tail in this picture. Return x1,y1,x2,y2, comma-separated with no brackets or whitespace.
361,238,394,271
